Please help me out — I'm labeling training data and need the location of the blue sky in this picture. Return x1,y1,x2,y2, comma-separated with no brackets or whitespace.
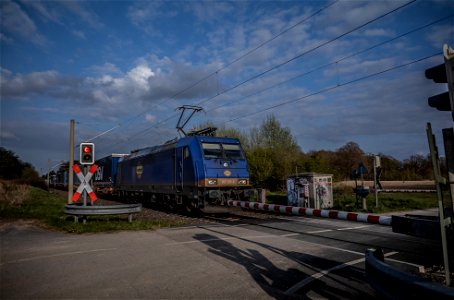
1,0,453,175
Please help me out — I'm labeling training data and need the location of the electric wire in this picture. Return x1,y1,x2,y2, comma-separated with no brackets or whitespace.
204,14,453,115
223,52,441,124
93,0,338,145
98,0,434,158
95,1,339,157
119,0,417,146
195,0,416,107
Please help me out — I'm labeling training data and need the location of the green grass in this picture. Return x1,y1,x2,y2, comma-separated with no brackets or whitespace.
0,183,187,233
266,188,442,214
333,191,440,214
0,182,445,233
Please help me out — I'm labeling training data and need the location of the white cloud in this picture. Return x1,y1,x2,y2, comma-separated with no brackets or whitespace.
1,70,75,98
59,1,103,29
0,130,19,141
89,63,122,76
0,0,48,46
72,30,86,40
25,0,61,24
127,64,155,90
188,1,234,22
145,114,156,122
127,2,177,36
363,28,394,37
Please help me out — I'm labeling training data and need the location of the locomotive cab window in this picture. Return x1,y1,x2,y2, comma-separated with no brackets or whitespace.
202,143,222,159
223,144,243,160
202,143,244,160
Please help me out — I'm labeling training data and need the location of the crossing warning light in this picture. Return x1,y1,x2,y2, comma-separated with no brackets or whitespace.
425,44,454,121
80,142,95,165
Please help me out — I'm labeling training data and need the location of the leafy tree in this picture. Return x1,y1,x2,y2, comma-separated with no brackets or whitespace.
0,147,39,179
246,147,274,187
333,142,365,180
0,147,22,179
198,117,436,187
302,150,337,177
247,115,301,190
216,126,249,147
402,154,432,180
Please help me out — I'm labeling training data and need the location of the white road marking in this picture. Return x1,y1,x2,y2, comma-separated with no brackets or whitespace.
306,225,371,234
306,229,333,234
284,251,399,295
164,225,426,285
0,248,118,266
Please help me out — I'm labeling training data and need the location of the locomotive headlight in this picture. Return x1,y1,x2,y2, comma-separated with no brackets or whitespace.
207,179,217,185
238,179,248,185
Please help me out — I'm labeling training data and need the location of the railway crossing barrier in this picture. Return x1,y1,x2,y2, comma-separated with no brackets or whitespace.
365,248,454,298
227,200,392,226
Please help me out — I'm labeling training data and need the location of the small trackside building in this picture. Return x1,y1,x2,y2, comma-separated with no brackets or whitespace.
287,172,333,209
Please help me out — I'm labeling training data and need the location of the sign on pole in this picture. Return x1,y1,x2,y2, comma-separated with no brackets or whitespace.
72,164,98,202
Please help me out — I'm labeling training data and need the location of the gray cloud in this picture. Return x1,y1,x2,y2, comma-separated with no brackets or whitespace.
0,0,48,46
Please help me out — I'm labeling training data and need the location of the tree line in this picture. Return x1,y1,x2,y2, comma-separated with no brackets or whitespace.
1,115,441,192
215,115,440,191
0,147,39,180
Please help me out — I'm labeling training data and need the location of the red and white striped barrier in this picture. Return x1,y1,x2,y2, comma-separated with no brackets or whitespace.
227,200,392,226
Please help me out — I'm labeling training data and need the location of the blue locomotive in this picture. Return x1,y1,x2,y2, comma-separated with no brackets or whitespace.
94,135,254,211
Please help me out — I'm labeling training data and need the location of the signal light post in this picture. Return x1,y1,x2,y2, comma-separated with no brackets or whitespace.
75,142,97,206
425,44,454,120
424,44,454,286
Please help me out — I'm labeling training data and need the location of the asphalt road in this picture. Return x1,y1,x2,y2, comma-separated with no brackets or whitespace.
0,213,444,299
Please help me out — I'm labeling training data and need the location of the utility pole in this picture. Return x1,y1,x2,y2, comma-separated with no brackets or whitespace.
68,119,74,204
374,155,381,208
47,159,50,187
443,128,454,211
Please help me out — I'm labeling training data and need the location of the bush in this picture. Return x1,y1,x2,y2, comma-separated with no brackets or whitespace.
0,180,30,206
12,178,48,191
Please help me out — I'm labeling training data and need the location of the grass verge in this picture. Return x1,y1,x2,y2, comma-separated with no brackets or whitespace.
333,191,440,213
0,182,187,233
266,187,442,214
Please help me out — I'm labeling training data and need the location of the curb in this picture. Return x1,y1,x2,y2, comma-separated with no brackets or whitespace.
227,200,392,226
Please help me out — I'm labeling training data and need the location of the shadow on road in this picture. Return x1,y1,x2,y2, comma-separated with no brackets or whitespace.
193,232,376,299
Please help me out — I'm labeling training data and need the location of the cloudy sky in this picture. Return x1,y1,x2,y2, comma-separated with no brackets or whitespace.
1,0,453,175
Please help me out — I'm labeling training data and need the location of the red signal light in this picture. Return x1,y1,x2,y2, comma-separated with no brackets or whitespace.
80,143,95,165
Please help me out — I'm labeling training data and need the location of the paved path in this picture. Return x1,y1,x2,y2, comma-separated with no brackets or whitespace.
0,215,442,299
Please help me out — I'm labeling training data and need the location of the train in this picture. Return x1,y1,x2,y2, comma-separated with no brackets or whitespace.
91,134,255,212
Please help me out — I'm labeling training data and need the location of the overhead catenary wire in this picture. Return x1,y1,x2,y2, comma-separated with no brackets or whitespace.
94,1,339,144
118,0,417,147
204,14,453,115
223,52,442,124
95,1,339,157
195,0,417,107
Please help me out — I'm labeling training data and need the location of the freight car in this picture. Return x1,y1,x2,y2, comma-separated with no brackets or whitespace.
92,154,127,196
114,135,254,212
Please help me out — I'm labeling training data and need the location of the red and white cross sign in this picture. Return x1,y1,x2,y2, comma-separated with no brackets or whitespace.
72,164,98,202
